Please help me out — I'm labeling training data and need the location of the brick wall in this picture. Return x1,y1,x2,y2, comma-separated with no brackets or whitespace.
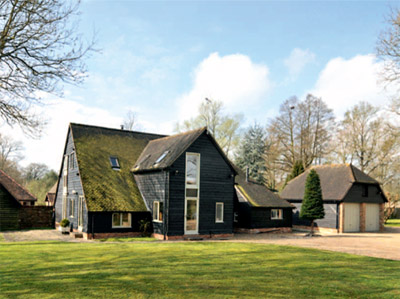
19,206,53,229
360,203,366,232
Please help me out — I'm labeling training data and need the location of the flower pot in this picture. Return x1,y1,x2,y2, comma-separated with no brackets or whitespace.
59,226,70,234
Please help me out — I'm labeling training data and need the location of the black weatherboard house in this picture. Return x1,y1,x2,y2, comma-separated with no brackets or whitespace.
54,123,237,239
281,164,387,233
234,168,293,233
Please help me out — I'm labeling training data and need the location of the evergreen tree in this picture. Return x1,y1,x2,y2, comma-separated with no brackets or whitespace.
285,160,304,186
300,169,325,235
235,123,267,184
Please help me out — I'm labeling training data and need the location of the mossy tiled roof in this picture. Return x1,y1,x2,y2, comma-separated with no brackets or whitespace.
71,123,164,212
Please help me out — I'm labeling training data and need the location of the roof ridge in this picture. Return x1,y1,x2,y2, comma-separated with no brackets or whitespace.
148,126,207,142
348,163,356,182
0,169,37,200
69,122,167,138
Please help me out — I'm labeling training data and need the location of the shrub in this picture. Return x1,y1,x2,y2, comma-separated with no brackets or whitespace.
60,218,70,228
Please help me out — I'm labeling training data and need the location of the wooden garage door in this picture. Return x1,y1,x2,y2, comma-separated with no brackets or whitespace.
365,204,380,232
344,203,360,232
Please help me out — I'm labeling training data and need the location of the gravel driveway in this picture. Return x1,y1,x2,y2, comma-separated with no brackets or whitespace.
1,229,93,242
228,227,400,261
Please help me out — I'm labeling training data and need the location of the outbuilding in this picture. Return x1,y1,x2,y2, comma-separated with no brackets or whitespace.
281,164,386,233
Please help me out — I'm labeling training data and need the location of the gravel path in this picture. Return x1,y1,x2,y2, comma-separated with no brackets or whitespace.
1,229,93,242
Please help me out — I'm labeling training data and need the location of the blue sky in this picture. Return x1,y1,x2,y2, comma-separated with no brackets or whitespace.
5,0,398,170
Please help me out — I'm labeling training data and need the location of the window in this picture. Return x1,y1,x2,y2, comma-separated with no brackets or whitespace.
154,151,170,165
109,157,120,170
362,185,368,197
216,202,224,223
186,153,200,199
69,198,74,218
63,155,68,194
271,209,283,220
112,213,131,228
153,201,164,222
69,152,75,169
78,196,84,227
234,212,238,223
62,196,67,219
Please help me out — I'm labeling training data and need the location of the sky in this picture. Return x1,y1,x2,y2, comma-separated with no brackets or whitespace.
1,0,398,171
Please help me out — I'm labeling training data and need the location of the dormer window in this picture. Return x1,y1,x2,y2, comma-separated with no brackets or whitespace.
110,157,120,170
154,151,169,165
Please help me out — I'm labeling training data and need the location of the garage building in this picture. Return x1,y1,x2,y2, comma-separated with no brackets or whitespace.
281,164,386,233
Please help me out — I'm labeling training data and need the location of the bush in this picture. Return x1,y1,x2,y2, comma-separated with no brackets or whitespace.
139,219,151,237
60,218,70,228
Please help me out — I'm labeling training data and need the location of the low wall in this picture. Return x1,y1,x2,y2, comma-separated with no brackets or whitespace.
19,206,53,229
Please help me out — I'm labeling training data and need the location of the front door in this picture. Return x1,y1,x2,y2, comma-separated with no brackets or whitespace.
185,199,198,234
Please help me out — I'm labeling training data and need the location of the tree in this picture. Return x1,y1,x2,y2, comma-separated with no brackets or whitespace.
384,192,400,222
25,169,57,205
335,102,399,187
300,169,325,235
285,160,305,184
376,8,400,86
24,163,49,181
0,0,94,133
122,110,137,131
175,98,243,157
235,123,267,184
0,132,24,183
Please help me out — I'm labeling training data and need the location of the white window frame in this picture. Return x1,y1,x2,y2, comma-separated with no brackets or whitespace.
112,213,131,228
215,202,224,223
185,153,200,235
185,153,200,193
153,201,163,222
69,198,74,218
62,195,67,219
271,209,283,220
109,156,120,170
69,152,75,170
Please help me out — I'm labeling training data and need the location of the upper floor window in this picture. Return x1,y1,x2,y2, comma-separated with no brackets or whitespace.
153,201,164,222
362,185,368,197
186,153,200,198
69,152,76,169
109,156,120,170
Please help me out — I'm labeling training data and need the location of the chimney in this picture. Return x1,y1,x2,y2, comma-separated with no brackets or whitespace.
120,125,124,130
246,166,249,182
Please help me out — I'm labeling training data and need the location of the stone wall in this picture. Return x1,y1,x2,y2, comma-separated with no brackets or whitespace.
19,206,53,229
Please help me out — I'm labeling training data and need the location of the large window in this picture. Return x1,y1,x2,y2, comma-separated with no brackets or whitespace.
153,201,164,222
69,198,74,218
216,202,224,223
186,153,200,198
69,152,76,169
271,209,283,220
112,213,131,228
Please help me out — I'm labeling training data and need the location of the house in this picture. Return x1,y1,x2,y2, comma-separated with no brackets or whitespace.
281,164,387,233
45,183,57,207
0,169,37,231
234,168,293,233
54,123,237,239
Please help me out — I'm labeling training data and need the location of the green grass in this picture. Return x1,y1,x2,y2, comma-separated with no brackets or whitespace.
0,242,399,298
0,233,4,242
98,237,156,242
385,219,400,227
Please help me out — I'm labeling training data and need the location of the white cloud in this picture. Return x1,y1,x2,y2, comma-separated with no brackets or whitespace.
284,48,315,79
2,96,124,171
309,54,394,118
177,52,271,119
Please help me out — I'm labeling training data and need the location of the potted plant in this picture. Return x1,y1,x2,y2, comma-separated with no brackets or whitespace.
60,218,70,234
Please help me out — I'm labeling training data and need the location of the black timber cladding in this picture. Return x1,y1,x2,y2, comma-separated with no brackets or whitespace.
167,131,235,236
87,212,152,234
134,171,167,235
0,185,20,231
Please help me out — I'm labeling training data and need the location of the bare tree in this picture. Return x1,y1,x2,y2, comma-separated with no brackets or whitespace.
0,0,94,134
0,132,23,167
376,8,400,86
175,98,243,157
24,163,49,181
122,110,137,131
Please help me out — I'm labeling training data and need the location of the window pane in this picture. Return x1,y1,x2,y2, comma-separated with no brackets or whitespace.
186,188,198,198
112,213,120,227
153,202,159,220
110,157,120,168
216,203,223,222
122,213,130,227
159,202,164,221
186,154,198,185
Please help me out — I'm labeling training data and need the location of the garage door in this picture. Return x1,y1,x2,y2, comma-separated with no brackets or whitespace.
365,204,380,232
344,203,360,232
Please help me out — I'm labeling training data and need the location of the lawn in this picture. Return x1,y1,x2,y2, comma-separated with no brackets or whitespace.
385,219,400,227
0,242,399,298
98,237,157,242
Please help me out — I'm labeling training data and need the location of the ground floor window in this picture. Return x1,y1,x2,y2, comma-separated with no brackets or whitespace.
153,201,163,222
271,209,283,220
112,213,131,228
69,198,74,218
216,202,224,223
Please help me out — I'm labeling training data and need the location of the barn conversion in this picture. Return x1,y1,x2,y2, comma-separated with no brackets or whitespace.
281,164,387,233
54,123,293,239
